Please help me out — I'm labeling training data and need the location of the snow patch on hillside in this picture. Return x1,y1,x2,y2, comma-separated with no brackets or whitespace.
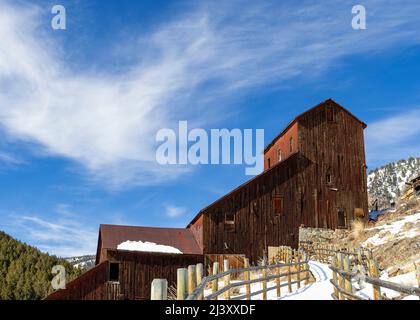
362,212,420,248
117,240,183,254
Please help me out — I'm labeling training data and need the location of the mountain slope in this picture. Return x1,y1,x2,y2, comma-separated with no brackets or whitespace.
0,231,83,300
367,157,420,209
65,255,96,270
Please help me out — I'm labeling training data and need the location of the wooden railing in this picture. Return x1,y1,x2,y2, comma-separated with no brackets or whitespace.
329,251,420,300
151,247,311,300
299,240,372,265
301,242,420,300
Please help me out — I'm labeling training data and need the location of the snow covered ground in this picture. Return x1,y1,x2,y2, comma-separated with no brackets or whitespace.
203,261,334,300
202,259,419,300
352,270,419,300
275,261,333,300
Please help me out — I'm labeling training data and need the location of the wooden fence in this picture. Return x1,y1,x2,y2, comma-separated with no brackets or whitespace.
151,247,311,300
301,242,420,300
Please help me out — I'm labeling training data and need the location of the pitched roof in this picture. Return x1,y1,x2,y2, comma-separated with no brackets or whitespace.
263,98,367,153
97,224,202,256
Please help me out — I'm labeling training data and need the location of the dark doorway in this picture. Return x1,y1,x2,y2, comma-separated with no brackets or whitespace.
109,263,120,281
337,208,346,228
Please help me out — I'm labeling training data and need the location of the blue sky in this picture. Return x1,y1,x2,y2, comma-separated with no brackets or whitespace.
0,0,419,256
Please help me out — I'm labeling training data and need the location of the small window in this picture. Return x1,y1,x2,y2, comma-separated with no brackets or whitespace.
277,149,282,163
250,200,257,214
273,195,284,215
289,137,293,153
109,263,120,282
326,107,334,122
326,172,332,184
267,158,271,169
337,209,347,229
225,212,235,232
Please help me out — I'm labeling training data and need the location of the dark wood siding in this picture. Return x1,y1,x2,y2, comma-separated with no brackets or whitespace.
46,261,111,300
200,102,368,264
106,250,203,300
297,103,368,229
202,152,307,263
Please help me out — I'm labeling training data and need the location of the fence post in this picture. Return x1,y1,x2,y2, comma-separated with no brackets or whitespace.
336,253,344,300
415,263,420,300
196,263,204,300
287,249,292,293
332,255,339,300
343,255,352,299
296,250,301,289
188,265,196,296
262,259,267,300
368,259,381,300
151,279,167,300
177,268,187,300
212,262,219,300
304,252,309,285
276,258,281,298
223,259,230,300
244,258,251,300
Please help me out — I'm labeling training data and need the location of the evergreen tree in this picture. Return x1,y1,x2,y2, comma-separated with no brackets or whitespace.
0,231,84,300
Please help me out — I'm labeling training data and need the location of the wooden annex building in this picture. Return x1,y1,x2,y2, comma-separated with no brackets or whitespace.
47,99,369,300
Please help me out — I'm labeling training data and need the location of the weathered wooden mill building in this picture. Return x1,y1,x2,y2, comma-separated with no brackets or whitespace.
187,98,368,263
47,98,368,300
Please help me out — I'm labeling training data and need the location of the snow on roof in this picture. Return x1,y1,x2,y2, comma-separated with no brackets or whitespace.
117,240,183,254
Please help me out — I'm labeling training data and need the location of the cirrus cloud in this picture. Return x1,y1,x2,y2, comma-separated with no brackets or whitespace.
0,0,420,189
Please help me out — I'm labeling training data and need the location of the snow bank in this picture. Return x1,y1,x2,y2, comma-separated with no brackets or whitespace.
117,240,182,254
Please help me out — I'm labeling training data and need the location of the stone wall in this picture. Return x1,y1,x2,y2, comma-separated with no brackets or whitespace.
299,226,349,244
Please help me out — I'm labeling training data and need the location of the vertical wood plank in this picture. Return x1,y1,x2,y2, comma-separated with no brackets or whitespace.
223,259,230,300
336,253,344,300
244,258,251,300
368,258,381,300
176,268,187,300
296,250,301,289
332,255,338,300
151,279,167,300
262,259,267,300
188,265,196,296
287,248,292,293
196,263,204,300
343,255,352,299
212,262,219,300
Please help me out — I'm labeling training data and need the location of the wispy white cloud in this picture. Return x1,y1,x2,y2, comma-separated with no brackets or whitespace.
0,0,420,188
0,151,23,165
1,204,99,257
365,108,420,166
165,204,187,218
15,215,97,257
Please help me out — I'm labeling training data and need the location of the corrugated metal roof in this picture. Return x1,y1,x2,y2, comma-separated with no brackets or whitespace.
98,224,202,255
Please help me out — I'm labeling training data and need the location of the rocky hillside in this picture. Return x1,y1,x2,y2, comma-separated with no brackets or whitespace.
367,157,420,210
333,195,419,299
